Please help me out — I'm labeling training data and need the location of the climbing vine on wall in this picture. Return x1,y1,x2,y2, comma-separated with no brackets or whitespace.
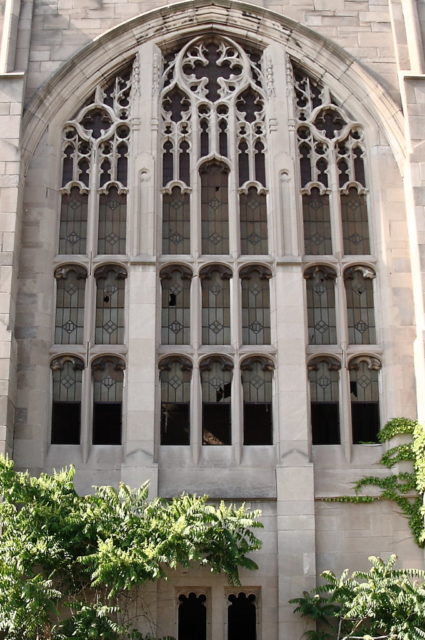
322,418,425,547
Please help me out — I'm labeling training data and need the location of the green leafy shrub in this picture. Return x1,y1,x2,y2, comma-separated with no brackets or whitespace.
290,555,425,640
323,418,425,546
0,456,262,640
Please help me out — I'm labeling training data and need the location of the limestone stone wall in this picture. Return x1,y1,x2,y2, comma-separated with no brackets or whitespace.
22,0,399,99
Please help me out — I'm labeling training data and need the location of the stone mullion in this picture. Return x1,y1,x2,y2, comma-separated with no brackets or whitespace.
87,143,99,260
228,98,239,259
231,355,241,464
328,142,343,259
191,98,201,258
191,359,201,465
81,362,91,464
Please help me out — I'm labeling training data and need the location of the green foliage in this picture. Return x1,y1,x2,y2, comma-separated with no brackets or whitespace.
290,554,425,640
323,418,425,547
0,456,262,640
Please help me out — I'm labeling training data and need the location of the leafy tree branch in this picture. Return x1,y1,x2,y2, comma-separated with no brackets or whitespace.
0,456,262,640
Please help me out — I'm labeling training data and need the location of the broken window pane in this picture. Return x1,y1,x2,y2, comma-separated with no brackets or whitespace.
345,266,376,344
201,357,233,445
95,265,127,345
349,357,380,443
160,265,192,345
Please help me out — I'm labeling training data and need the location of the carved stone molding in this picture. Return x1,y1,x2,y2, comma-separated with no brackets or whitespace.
199,264,232,280
159,264,193,281
199,355,234,372
50,355,84,371
307,356,341,372
239,265,272,280
348,355,381,371
54,264,88,280
344,265,376,281
91,355,126,372
304,265,337,281
158,356,193,372
240,355,274,371
94,264,128,280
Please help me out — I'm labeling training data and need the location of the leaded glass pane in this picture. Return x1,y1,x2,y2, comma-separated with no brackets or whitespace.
241,267,271,345
54,266,86,344
92,356,124,445
201,267,231,345
345,267,376,344
240,188,268,255
201,358,232,445
341,188,370,255
201,163,229,254
160,358,192,445
95,266,126,344
305,267,336,345
161,267,191,345
241,358,273,445
162,188,190,254
350,359,380,443
51,357,83,445
308,358,340,444
97,188,127,255
59,188,88,254
303,189,332,255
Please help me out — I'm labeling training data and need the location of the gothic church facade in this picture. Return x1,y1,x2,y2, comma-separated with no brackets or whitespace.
1,0,425,637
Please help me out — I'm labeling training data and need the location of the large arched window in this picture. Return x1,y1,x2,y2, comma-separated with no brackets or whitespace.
159,356,192,445
295,68,371,258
